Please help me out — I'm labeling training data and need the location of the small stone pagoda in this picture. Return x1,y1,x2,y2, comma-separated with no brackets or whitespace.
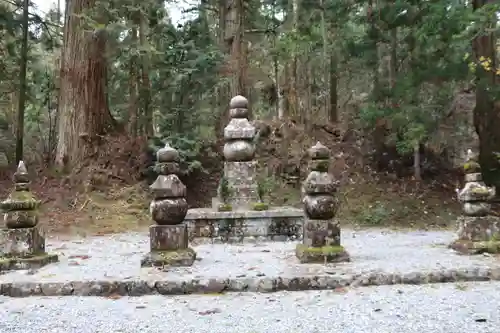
450,150,500,254
0,161,58,271
219,95,260,210
141,143,196,267
296,142,350,263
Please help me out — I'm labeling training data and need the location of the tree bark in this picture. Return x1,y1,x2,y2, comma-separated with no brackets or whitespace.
139,9,153,138
472,0,499,186
56,0,115,170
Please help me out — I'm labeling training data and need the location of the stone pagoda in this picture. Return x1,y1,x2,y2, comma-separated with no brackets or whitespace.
141,143,196,267
219,95,259,210
0,161,58,271
296,142,350,263
450,150,500,254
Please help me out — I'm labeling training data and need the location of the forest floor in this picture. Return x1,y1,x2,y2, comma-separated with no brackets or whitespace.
0,121,462,236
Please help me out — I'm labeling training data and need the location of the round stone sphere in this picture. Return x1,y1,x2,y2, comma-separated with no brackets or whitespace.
223,140,255,161
230,95,248,109
303,194,339,220
150,198,189,225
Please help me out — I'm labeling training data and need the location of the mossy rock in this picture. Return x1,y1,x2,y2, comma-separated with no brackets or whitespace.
252,202,269,211
463,161,481,174
217,204,233,212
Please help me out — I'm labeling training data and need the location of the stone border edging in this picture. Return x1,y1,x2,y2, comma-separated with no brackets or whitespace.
2,266,500,297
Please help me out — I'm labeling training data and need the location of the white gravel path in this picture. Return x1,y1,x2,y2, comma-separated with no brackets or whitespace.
0,281,499,333
1,228,499,284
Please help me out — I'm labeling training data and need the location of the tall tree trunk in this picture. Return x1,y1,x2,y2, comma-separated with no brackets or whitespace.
56,0,115,169
328,53,338,122
472,0,499,186
139,9,153,138
15,0,29,164
127,26,138,138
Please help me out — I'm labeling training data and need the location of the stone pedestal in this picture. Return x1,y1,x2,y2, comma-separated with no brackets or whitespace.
224,161,259,209
141,225,196,267
0,226,58,271
449,216,500,254
296,218,349,263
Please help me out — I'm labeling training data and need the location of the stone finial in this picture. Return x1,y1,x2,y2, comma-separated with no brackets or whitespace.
296,142,349,263
157,143,180,163
223,95,255,162
13,161,29,183
0,161,40,228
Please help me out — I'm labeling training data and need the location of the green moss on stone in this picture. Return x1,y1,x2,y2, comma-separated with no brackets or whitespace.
297,244,346,255
471,187,490,195
0,253,59,272
0,190,40,211
463,161,481,174
217,204,233,212
252,202,269,211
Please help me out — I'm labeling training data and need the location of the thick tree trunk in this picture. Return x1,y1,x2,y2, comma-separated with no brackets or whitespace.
472,0,499,186
56,0,115,170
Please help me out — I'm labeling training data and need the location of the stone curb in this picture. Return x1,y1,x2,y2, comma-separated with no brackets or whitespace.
1,266,500,297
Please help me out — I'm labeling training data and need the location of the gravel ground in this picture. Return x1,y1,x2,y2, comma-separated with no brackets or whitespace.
0,281,499,333
1,228,499,284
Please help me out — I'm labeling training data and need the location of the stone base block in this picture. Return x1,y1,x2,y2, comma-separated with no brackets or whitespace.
449,239,500,255
303,218,341,248
0,253,58,272
141,248,196,267
0,226,46,257
149,224,188,252
295,244,350,264
455,215,500,242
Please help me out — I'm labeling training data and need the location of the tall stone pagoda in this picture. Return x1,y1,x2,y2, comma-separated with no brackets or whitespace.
296,142,350,263
450,150,500,254
0,161,58,271
220,95,260,210
141,143,196,267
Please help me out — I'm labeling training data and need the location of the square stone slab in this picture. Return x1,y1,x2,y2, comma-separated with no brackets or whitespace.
141,248,196,267
295,244,350,264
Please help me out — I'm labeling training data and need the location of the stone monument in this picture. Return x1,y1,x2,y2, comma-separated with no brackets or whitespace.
296,142,350,263
141,143,196,267
0,161,58,271
450,150,500,254
184,96,303,242
219,95,260,210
